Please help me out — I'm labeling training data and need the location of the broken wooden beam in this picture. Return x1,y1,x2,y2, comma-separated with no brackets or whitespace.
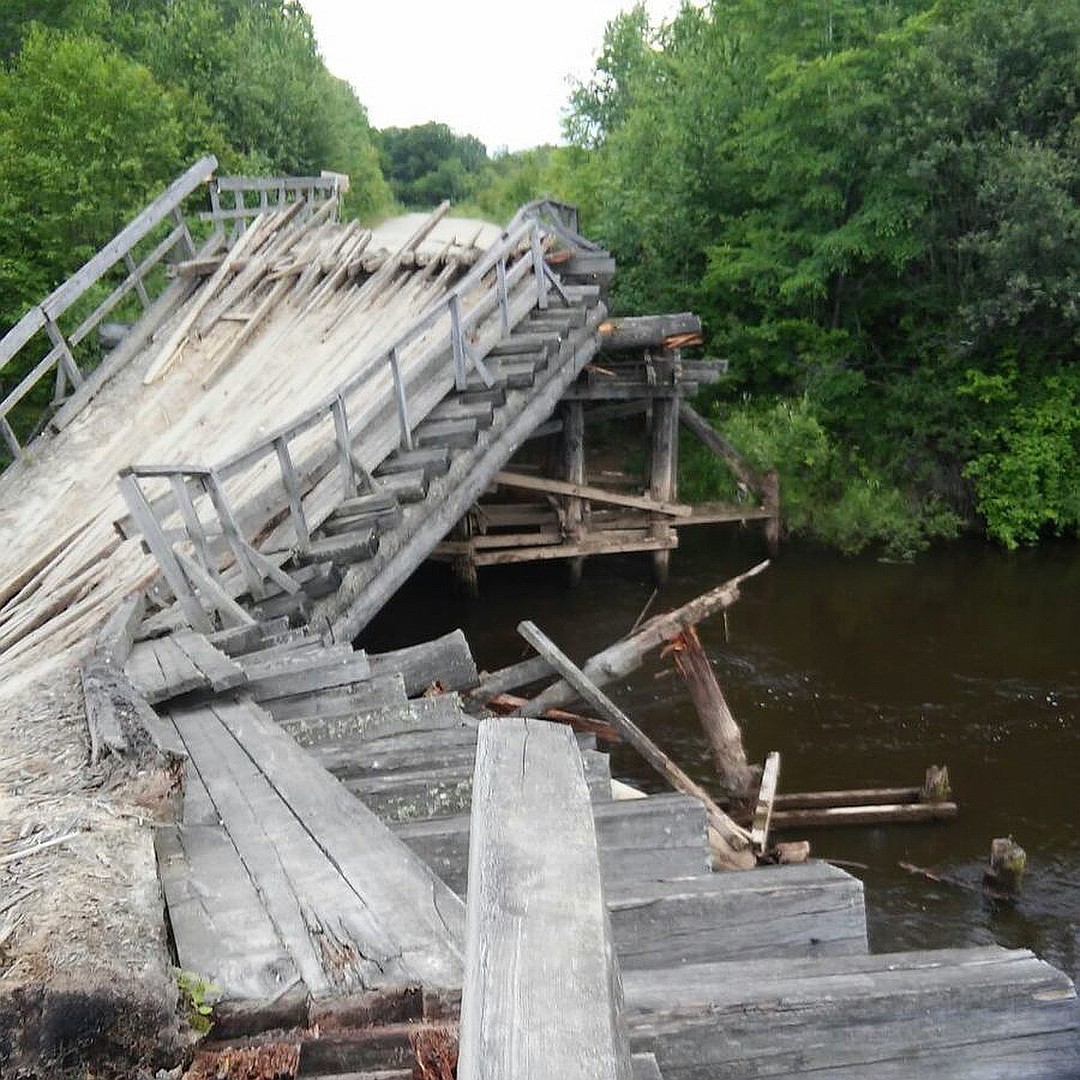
517,620,754,869
523,561,769,716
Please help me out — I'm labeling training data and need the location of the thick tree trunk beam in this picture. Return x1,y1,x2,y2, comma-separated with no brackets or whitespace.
517,620,754,869
598,313,702,352
522,561,769,715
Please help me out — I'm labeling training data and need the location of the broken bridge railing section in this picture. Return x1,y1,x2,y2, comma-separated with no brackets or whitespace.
0,159,348,472
0,156,217,463
204,172,345,239
120,205,581,630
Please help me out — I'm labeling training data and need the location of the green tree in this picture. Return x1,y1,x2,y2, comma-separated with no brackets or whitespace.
378,122,489,208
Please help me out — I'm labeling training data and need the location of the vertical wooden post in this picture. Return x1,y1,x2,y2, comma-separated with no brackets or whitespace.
117,472,213,633
985,837,1026,897
649,351,679,584
560,400,586,587
669,624,756,798
451,511,480,599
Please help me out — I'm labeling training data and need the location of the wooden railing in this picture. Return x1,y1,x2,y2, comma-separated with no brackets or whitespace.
0,157,219,462
119,203,583,626
204,173,344,235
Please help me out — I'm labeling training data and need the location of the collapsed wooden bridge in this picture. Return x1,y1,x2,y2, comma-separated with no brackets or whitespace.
0,158,1077,1078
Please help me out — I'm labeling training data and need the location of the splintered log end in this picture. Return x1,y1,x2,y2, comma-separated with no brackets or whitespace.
985,836,1026,897
707,825,757,871
773,840,811,864
922,764,952,803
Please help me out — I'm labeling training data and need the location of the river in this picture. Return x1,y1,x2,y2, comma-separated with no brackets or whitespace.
362,529,1080,983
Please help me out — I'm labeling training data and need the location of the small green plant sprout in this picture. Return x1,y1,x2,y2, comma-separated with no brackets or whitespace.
176,968,221,1035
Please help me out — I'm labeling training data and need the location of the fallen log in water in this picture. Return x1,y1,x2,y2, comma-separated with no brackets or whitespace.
517,620,755,870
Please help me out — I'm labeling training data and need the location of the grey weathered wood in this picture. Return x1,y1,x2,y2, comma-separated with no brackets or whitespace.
245,651,372,702
236,642,354,680
469,655,556,702
366,629,479,696
496,471,691,518
346,747,613,824
203,699,465,988
517,621,753,863
395,791,708,898
170,706,412,994
124,636,207,704
648,387,678,585
457,718,633,1080
608,862,868,970
311,726,479,779
751,751,780,852
156,824,302,1002
630,1054,663,1080
624,946,1080,1080
93,591,147,667
598,313,701,352
171,630,246,692
262,673,408,724
299,528,380,566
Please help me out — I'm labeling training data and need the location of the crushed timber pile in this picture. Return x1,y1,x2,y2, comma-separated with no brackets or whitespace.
0,160,1077,1077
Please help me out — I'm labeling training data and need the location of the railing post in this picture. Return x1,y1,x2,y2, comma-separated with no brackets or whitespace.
172,207,196,259
44,315,83,393
202,472,267,599
124,252,151,309
273,436,311,552
449,294,469,391
118,471,213,632
332,394,358,501
1,416,22,458
530,224,549,311
388,347,414,450
496,257,510,336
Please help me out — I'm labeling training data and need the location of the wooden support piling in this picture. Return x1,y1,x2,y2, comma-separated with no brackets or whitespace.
648,355,679,585
560,400,586,586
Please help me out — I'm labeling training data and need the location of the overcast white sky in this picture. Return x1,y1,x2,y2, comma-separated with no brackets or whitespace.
301,1,683,153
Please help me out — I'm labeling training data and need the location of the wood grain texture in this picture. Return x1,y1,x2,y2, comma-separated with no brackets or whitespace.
607,862,869,969
624,947,1080,1079
458,717,633,1080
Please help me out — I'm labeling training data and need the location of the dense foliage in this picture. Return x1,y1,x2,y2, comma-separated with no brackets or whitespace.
553,0,1080,551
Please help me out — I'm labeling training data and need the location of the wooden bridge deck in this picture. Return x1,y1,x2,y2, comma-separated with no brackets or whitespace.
1,164,1077,1078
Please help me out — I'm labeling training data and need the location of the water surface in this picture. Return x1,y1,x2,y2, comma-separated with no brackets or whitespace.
363,530,1080,981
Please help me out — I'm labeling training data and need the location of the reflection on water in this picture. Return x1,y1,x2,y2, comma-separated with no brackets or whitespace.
362,530,1080,982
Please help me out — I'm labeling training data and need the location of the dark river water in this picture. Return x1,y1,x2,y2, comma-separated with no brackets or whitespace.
362,529,1080,983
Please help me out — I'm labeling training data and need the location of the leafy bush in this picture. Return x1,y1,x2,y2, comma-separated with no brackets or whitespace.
681,396,960,558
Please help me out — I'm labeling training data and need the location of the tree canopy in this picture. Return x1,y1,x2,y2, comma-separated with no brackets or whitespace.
553,0,1080,551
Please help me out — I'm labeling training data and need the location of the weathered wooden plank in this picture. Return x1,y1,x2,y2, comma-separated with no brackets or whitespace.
457,718,633,1080
608,862,868,970
172,708,416,993
346,748,613,824
366,629,479,695
124,636,207,704
171,630,246,692
262,673,409,724
469,655,555,702
516,621,753,865
624,947,1079,1080
495,471,692,517
314,737,478,782
208,699,465,988
174,704,421,994
93,590,147,667
750,751,780,852
246,651,371,702
155,824,303,1004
